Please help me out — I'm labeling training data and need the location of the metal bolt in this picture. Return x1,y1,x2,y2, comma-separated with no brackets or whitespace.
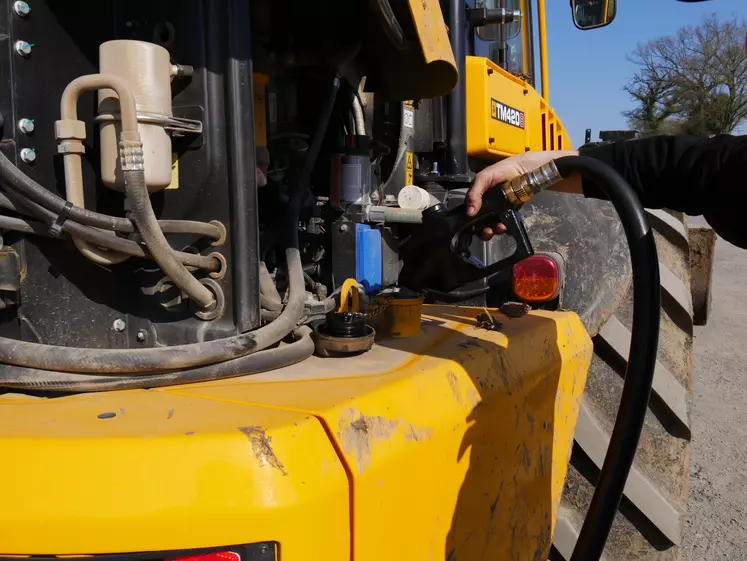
339,224,349,233
13,1,30,17
112,318,126,332
136,329,147,342
14,40,32,57
19,148,35,163
18,118,34,135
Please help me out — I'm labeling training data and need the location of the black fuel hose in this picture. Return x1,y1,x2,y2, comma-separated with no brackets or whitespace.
553,156,661,561
0,151,222,240
0,327,314,393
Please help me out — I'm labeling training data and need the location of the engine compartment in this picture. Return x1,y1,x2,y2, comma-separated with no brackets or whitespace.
0,0,486,392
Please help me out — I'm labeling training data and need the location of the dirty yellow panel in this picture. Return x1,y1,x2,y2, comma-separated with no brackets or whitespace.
174,307,593,561
0,392,348,557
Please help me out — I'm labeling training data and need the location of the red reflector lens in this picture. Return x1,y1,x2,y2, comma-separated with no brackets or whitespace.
512,255,560,302
173,552,241,561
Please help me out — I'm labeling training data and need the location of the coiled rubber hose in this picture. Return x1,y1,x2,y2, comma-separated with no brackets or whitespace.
123,167,215,309
553,156,661,561
0,247,304,374
0,327,314,393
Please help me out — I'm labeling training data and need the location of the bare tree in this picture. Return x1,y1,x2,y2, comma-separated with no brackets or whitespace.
623,14,747,136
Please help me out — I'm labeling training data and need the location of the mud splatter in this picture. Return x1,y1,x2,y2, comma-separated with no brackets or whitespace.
405,423,434,442
338,411,398,474
167,408,174,420
238,426,288,476
447,371,463,405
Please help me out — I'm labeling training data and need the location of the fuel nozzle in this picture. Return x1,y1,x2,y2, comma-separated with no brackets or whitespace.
501,161,563,207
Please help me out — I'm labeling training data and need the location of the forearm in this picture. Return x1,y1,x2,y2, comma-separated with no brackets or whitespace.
575,134,747,215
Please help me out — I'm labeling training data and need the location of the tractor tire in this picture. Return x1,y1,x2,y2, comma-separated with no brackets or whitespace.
552,209,694,560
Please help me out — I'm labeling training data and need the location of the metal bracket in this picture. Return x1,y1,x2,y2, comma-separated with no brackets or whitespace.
0,247,21,310
95,112,203,136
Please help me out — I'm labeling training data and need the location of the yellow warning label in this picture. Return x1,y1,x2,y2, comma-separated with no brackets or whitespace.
405,152,414,184
166,152,179,190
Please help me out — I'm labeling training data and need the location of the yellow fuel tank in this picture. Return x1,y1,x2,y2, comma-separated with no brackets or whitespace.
0,306,591,561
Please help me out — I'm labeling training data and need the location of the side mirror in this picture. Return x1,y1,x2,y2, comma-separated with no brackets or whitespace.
570,0,616,30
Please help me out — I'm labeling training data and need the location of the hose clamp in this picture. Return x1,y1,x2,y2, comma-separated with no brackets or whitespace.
49,201,73,237
119,140,144,171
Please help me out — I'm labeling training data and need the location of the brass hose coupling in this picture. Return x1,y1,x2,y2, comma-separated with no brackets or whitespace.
502,160,563,206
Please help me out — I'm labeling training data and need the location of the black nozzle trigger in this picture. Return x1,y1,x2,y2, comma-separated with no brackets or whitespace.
449,208,534,283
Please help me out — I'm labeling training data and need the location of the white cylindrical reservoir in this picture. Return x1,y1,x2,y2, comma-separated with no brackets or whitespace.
397,185,439,210
98,40,173,192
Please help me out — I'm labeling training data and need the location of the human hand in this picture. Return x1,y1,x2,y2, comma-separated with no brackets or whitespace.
466,150,579,240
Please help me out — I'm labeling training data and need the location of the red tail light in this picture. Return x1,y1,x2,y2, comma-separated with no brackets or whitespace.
512,255,561,302
172,552,241,561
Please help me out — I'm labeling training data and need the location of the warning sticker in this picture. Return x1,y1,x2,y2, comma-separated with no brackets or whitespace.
403,107,415,129
405,152,414,184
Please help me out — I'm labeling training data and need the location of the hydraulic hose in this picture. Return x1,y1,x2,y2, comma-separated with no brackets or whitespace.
123,165,215,309
552,156,661,561
60,75,135,265
1,188,220,271
352,94,366,135
259,261,283,311
0,214,55,237
0,327,314,393
0,189,222,240
382,125,410,193
0,247,304,374
0,151,222,240
57,74,214,306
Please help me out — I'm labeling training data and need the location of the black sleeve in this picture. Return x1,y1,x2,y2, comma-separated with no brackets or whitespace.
578,134,747,216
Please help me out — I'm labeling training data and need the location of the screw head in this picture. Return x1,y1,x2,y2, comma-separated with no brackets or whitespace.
14,40,31,57
19,148,35,163
339,224,349,233
112,318,126,332
13,1,30,16
18,118,34,135
136,329,147,342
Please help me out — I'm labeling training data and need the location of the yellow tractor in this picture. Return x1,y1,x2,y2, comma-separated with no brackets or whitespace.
0,0,704,560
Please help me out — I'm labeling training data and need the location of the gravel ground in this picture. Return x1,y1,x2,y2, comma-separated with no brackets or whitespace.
684,233,747,560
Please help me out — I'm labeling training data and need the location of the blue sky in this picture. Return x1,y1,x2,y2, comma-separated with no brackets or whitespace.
542,0,745,146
